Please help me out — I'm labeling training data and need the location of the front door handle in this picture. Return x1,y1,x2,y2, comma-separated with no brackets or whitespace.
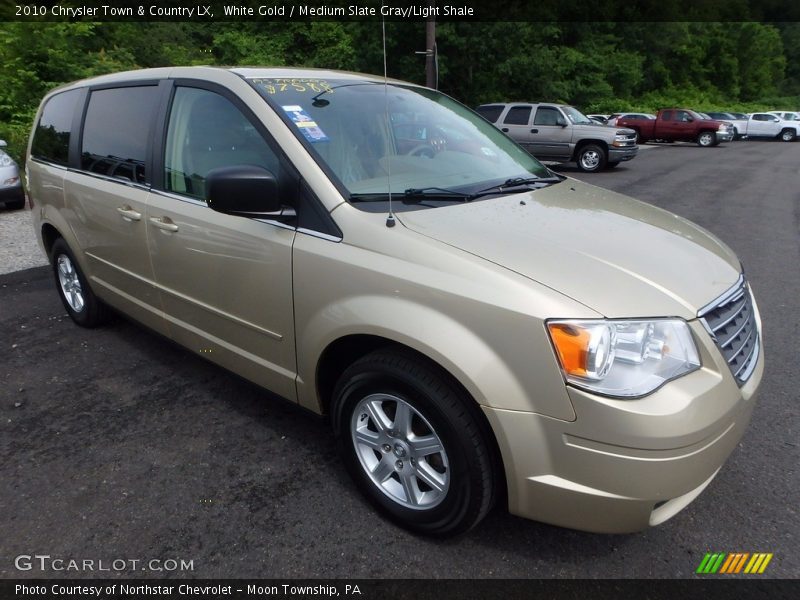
149,217,179,232
530,128,539,133
501,127,509,132
117,206,142,221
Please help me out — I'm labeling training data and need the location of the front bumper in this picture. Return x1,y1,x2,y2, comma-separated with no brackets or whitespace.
484,319,763,533
0,184,25,205
609,146,639,162
716,130,734,143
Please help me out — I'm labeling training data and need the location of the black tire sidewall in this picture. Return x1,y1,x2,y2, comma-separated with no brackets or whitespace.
332,358,484,535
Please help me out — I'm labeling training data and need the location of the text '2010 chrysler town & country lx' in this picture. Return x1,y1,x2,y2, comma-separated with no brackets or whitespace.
26,67,763,536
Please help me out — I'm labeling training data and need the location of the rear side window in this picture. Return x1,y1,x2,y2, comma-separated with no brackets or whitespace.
31,89,82,167
475,105,504,123
503,106,532,125
81,86,159,184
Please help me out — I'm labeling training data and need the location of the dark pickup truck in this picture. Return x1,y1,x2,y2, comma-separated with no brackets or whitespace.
617,109,734,146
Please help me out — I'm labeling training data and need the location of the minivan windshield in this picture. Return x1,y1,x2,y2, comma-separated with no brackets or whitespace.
247,77,551,205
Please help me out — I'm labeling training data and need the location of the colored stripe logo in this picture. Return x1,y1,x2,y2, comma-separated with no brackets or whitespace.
696,552,773,574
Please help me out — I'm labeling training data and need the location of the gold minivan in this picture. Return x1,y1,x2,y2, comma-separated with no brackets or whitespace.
27,67,763,535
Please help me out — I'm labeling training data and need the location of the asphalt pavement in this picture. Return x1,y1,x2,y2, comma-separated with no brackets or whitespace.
1,139,798,579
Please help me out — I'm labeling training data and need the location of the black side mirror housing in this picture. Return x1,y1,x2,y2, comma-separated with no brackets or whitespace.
556,117,568,127
206,165,289,220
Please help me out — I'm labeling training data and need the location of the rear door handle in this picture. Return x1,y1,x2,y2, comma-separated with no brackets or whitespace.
149,217,179,232
530,128,538,133
116,206,142,221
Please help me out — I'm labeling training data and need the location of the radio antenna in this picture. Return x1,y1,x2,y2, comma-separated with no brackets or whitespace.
382,12,395,228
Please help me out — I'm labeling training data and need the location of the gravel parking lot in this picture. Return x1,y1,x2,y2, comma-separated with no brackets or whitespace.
0,203,48,275
1,140,798,580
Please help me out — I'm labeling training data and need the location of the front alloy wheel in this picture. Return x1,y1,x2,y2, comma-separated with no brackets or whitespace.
351,394,449,509
780,129,796,142
576,144,606,172
697,131,716,147
332,349,496,536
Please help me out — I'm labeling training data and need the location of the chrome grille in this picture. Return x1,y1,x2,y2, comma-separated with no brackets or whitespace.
698,276,760,386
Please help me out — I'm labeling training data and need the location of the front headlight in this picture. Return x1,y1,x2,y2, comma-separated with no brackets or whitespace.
546,319,701,398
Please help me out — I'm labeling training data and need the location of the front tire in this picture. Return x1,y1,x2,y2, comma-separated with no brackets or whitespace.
51,238,109,327
697,131,716,147
780,128,796,142
576,144,607,172
332,349,496,536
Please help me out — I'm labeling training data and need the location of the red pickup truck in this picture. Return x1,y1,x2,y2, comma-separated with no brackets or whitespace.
616,109,734,146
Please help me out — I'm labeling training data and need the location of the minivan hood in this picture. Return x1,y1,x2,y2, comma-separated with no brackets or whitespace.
396,179,741,318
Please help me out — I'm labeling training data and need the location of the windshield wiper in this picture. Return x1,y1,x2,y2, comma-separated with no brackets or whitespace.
402,187,472,203
349,175,563,204
468,175,564,200
349,188,471,204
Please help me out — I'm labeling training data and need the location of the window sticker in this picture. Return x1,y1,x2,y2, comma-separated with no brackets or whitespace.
282,105,329,143
252,78,333,95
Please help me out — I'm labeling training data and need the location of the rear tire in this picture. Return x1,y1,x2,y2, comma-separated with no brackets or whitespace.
576,144,607,172
51,238,110,328
331,349,496,536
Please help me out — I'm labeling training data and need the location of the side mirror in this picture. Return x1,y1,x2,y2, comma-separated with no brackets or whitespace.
556,116,568,127
206,165,293,222
684,117,694,122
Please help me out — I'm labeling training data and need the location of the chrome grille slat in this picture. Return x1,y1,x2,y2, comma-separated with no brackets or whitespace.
734,335,759,377
699,277,760,387
710,296,746,333
727,325,754,364
720,310,751,348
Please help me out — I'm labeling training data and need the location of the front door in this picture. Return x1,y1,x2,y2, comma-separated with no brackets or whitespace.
146,85,297,400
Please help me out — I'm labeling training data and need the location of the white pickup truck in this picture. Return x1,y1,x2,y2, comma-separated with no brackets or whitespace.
739,112,800,142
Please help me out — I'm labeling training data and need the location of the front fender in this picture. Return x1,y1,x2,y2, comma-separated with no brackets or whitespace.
295,294,576,421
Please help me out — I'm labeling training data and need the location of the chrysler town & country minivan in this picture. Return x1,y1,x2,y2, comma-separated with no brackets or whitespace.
27,67,763,535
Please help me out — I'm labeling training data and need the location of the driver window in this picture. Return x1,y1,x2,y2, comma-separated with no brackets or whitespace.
533,107,561,126
164,87,280,200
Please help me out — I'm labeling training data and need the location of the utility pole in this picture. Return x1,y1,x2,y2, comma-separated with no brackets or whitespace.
415,1,437,89
425,11,437,89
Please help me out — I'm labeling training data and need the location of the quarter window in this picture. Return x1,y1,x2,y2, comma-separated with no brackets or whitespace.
503,106,532,125
475,105,504,123
164,87,280,200
81,86,159,183
31,89,82,167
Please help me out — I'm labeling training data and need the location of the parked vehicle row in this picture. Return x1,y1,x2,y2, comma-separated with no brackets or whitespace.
476,102,638,172
615,109,734,146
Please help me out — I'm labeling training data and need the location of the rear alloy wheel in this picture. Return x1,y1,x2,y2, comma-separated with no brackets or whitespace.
332,349,496,536
51,238,109,327
697,131,716,147
780,128,796,142
576,144,607,172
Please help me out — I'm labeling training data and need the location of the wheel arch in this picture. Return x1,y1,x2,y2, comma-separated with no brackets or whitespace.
572,138,609,161
317,333,508,506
